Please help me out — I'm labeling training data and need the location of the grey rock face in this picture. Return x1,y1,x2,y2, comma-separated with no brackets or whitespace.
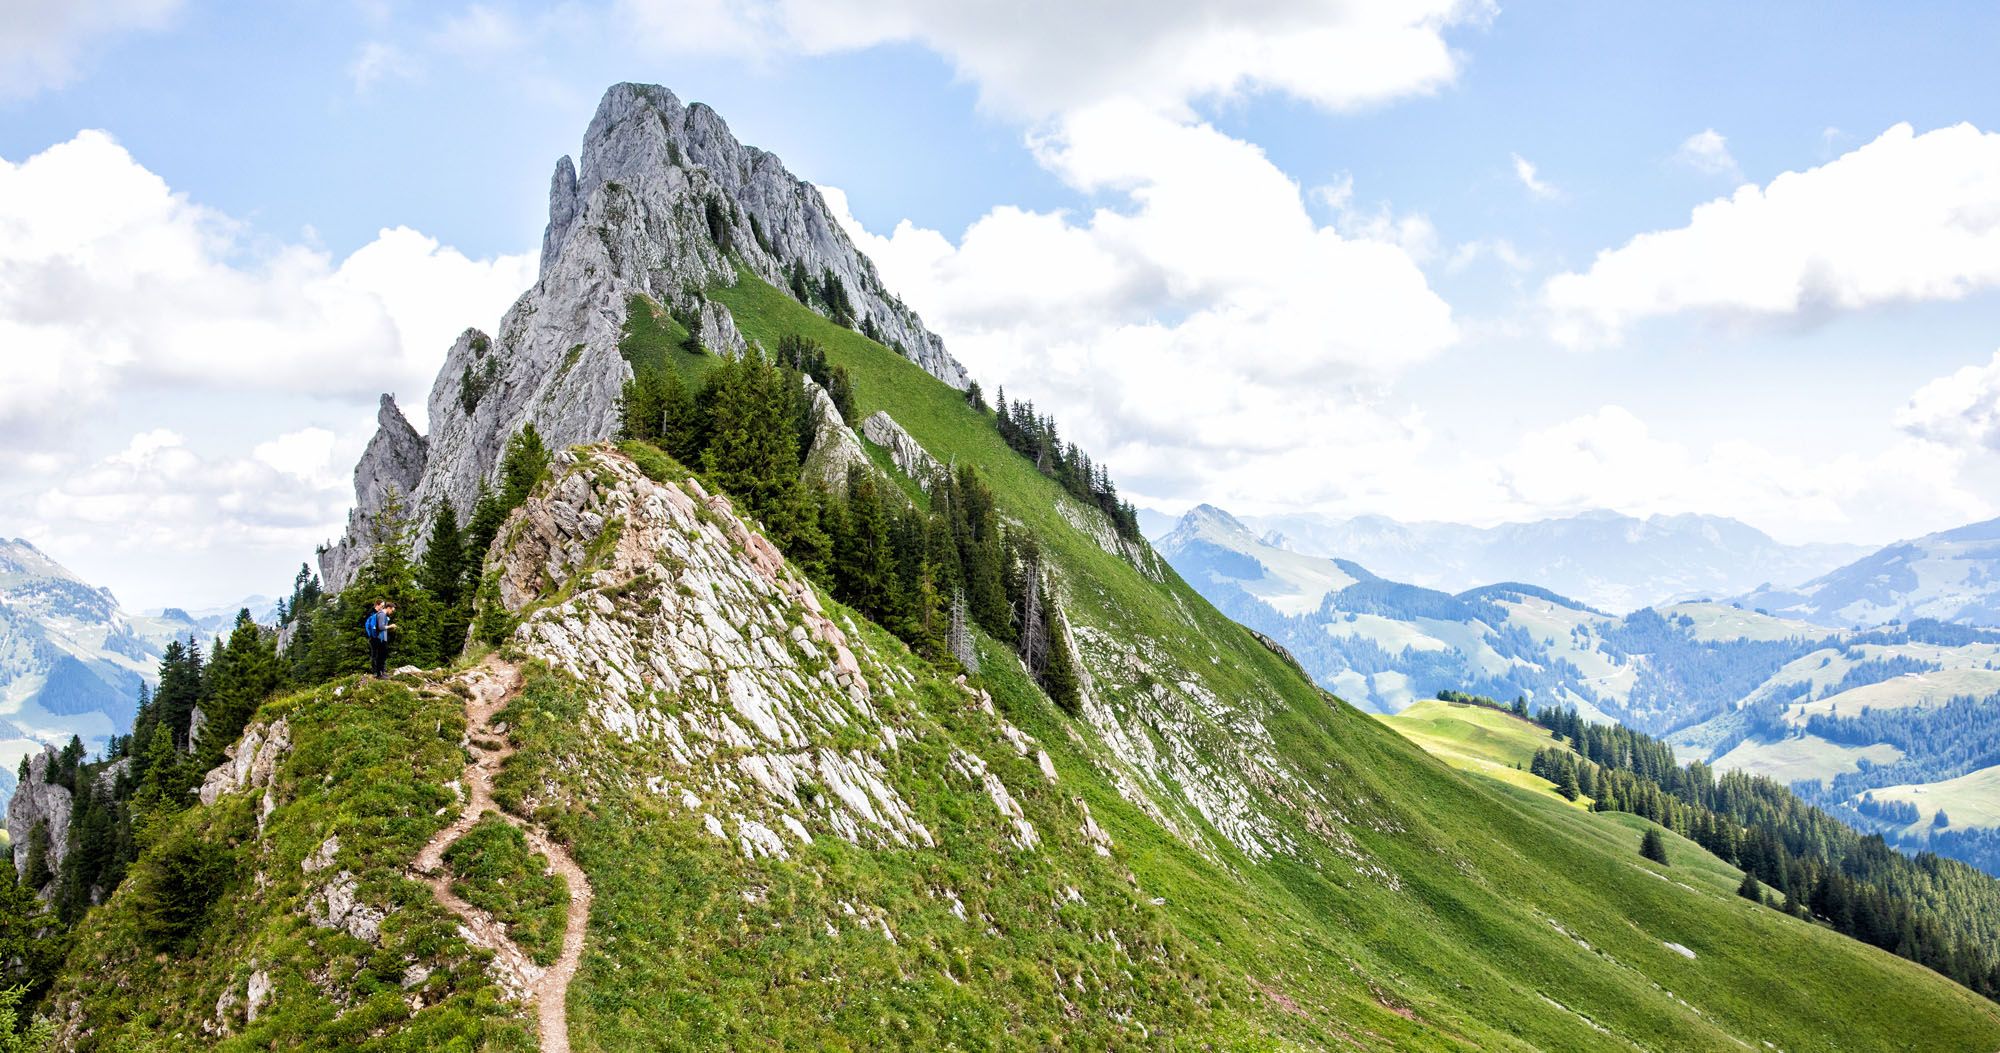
323,83,968,592
696,299,747,357
7,748,72,884
541,156,581,277
320,395,427,590
801,378,869,493
861,411,942,488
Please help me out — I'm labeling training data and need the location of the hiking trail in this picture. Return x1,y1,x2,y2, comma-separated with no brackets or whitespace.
412,656,592,1053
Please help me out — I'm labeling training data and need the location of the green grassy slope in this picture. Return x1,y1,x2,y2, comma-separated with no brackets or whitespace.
1380,699,1588,804
714,271,2000,1050
42,272,2000,1051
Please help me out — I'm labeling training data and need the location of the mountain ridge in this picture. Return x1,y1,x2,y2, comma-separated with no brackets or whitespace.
1168,507,1869,612
318,82,969,593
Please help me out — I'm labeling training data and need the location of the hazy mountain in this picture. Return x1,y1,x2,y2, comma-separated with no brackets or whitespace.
0,539,162,784
1737,516,2000,628
1180,508,1868,613
1155,507,2000,879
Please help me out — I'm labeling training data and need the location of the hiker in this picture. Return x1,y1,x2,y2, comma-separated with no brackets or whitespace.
365,599,398,677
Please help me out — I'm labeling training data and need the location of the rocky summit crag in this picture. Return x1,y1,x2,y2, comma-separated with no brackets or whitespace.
321,82,967,591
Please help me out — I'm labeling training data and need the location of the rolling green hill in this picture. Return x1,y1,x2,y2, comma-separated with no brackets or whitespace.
35,272,2000,1050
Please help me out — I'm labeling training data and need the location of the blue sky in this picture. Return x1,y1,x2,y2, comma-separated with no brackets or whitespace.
5,1,2000,609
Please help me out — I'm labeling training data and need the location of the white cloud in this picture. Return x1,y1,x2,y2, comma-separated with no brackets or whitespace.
616,0,1486,118
0,131,534,438
21,428,359,608
828,102,1456,511
434,4,529,56
1899,349,2000,451
0,0,180,97
348,40,418,92
1511,153,1558,199
1491,405,1990,544
1674,128,1740,179
1545,122,2000,348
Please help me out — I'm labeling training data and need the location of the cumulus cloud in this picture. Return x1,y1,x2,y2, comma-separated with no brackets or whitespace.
1511,153,1558,199
31,428,350,553
1899,349,2000,451
348,40,418,92
1492,405,1990,543
0,131,534,438
828,102,1456,510
617,0,1485,118
0,0,180,98
1545,122,2000,348
1674,128,1740,179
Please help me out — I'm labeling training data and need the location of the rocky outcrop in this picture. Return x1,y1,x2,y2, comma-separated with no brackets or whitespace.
321,83,968,592
320,395,428,589
7,747,71,884
861,411,941,488
800,378,869,492
491,446,1062,865
198,718,290,809
695,299,746,357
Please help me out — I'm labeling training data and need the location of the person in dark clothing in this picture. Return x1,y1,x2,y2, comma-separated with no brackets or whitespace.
364,600,397,676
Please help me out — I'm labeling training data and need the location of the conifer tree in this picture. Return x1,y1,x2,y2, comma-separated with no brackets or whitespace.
1641,826,1669,865
1738,871,1764,904
1041,601,1082,715
419,503,472,658
199,611,281,766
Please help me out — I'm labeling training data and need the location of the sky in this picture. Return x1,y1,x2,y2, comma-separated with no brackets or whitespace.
5,1,2000,610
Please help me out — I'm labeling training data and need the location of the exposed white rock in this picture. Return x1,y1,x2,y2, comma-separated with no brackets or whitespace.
198,718,291,807
695,299,747,357
244,967,272,1023
861,411,941,488
801,377,870,493
6,747,72,884
308,869,389,944
320,395,428,590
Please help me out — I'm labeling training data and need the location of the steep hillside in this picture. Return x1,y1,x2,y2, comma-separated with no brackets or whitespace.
1229,509,1863,613
47,433,2000,1050
39,82,2000,1050
1738,516,2000,628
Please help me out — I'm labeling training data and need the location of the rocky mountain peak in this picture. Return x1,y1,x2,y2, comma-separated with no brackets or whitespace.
319,83,969,592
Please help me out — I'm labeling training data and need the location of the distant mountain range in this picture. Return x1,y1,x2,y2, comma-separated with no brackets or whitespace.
1154,505,2000,878
0,538,274,807
1735,516,2000,627
1146,506,1865,613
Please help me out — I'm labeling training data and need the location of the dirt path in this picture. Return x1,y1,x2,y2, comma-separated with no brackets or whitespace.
412,656,594,1053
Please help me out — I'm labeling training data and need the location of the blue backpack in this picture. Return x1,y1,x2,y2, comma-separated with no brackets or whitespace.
362,611,380,641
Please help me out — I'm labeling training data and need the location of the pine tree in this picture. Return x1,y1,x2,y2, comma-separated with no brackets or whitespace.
1738,871,1764,904
1041,601,1082,715
500,423,551,507
1641,826,1669,865
198,611,281,766
1556,764,1581,802
419,502,472,658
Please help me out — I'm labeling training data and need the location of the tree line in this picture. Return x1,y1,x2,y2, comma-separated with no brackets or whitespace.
989,388,1142,543
1524,702,2000,999
618,335,1082,710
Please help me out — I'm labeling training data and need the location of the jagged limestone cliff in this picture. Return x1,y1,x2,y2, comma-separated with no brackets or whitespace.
320,83,966,592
